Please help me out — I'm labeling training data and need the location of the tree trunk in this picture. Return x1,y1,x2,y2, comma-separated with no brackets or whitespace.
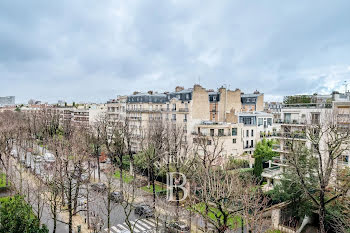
68,179,73,233
73,180,81,215
97,155,101,182
119,155,124,191
319,190,326,233
151,165,156,211
53,203,57,233
107,187,111,233
129,157,134,176
87,161,91,229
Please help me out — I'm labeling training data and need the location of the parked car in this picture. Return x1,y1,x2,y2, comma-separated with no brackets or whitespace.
44,152,55,163
33,155,42,163
134,204,154,218
90,182,107,192
110,191,124,203
10,149,17,157
166,221,190,233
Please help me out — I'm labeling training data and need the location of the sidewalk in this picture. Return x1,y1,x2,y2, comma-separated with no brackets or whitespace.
96,166,205,232
11,157,90,233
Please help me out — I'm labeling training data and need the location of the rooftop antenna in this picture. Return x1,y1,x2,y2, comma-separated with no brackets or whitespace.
344,81,348,93
198,76,201,85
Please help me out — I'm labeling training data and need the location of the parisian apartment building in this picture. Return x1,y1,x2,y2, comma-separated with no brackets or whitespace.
261,91,350,191
107,84,277,163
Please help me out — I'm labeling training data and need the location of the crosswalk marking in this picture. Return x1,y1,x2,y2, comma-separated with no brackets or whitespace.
130,221,140,232
141,219,155,227
130,220,146,231
112,226,120,232
139,219,154,228
148,218,163,226
105,218,159,233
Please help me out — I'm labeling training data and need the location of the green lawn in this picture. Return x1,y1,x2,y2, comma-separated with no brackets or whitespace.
114,170,134,184
0,173,8,188
141,184,167,193
0,196,11,202
191,202,242,229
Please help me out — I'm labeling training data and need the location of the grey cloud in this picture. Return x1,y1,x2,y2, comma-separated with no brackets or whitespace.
1,0,350,103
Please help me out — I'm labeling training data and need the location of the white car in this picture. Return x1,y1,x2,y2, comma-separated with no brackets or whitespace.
10,149,17,157
44,152,55,163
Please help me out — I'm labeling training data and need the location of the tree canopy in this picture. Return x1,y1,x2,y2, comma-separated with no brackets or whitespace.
0,195,48,233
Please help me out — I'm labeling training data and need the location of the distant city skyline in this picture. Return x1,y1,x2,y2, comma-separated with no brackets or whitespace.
1,1,350,103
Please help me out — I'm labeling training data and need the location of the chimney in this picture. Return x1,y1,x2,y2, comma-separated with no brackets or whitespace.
253,90,260,94
175,86,184,92
148,90,153,95
133,91,140,95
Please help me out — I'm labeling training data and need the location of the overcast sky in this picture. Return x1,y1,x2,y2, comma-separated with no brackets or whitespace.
1,0,350,104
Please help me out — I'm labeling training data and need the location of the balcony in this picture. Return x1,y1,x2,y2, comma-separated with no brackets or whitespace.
271,144,291,153
271,156,289,166
283,103,332,109
260,132,274,138
272,132,307,140
280,119,307,126
126,108,162,112
178,108,189,112
261,166,282,179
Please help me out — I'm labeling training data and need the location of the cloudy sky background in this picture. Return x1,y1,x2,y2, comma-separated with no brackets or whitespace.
1,0,350,103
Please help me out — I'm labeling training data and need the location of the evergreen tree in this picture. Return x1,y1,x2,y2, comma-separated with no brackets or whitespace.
0,195,48,233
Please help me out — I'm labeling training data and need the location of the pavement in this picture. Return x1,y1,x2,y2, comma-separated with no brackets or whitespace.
9,144,206,233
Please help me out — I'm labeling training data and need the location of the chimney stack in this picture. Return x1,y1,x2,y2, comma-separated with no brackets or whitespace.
175,86,184,92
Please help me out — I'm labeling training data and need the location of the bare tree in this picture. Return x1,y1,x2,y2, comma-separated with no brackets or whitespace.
102,116,126,190
0,111,17,187
100,164,118,233
283,113,350,233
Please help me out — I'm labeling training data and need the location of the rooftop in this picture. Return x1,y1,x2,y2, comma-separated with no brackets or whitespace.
238,111,273,117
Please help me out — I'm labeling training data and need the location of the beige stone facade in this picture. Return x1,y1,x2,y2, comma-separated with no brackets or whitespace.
107,85,268,159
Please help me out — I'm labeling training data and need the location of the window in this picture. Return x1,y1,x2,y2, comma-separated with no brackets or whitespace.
267,118,272,126
210,129,214,136
184,114,187,122
232,128,237,136
172,104,176,111
213,96,216,101
246,140,249,148
246,130,249,137
186,94,190,100
284,113,291,123
167,104,169,110
232,138,236,144
218,129,224,136
258,118,263,126
172,114,176,121
251,140,254,147
311,113,320,125
251,129,254,137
